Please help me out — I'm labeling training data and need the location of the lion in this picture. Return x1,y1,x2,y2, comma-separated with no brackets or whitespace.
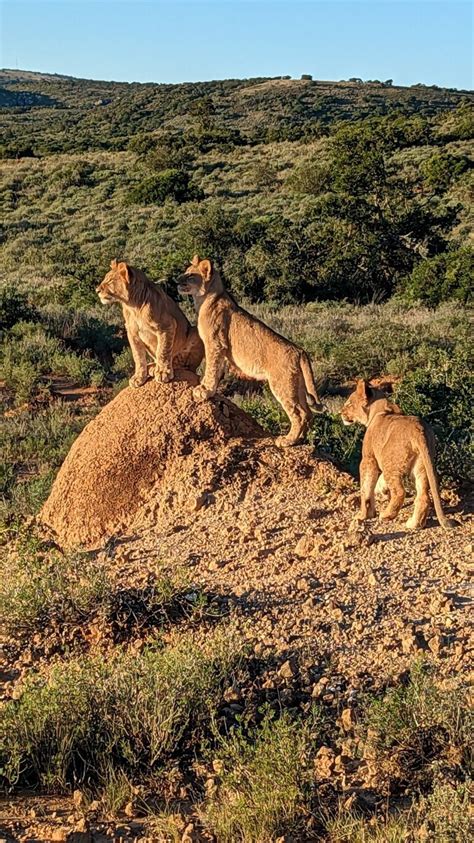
177,255,325,447
341,379,451,530
96,260,203,386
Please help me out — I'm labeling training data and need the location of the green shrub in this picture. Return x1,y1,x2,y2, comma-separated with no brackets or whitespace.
127,169,203,205
366,661,472,780
0,322,103,403
0,285,36,331
0,533,110,637
327,781,471,842
0,627,243,789
421,153,471,192
201,711,313,842
400,247,473,307
51,160,95,189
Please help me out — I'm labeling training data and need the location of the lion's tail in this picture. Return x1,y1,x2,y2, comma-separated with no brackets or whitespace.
417,428,452,530
300,351,325,413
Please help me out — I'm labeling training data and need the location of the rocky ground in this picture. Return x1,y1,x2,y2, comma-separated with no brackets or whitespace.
1,376,472,842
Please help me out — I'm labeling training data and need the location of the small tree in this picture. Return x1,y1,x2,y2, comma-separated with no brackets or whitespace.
128,169,203,205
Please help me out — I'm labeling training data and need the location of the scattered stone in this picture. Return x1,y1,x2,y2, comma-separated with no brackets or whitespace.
278,659,296,679
340,707,356,732
314,746,336,778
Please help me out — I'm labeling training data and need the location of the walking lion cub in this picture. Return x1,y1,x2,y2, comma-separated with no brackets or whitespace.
178,255,325,446
97,260,203,386
341,379,451,530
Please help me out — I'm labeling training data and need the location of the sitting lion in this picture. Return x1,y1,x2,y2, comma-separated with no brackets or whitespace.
96,260,203,386
177,255,325,447
341,379,451,530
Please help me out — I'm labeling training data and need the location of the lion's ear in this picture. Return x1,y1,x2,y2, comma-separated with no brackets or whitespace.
199,259,212,282
117,261,131,283
191,254,200,267
110,258,118,270
356,379,368,399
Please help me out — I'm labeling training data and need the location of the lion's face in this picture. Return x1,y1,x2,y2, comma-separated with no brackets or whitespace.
341,381,372,426
177,255,213,297
96,260,131,305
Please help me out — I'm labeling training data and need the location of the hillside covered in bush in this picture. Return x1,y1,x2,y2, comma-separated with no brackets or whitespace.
1,69,473,307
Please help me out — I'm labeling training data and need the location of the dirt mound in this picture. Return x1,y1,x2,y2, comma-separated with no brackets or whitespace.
40,371,263,549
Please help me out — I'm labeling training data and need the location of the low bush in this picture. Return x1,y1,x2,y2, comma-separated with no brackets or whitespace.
0,627,243,789
0,322,103,404
0,285,37,331
392,342,473,485
201,710,313,842
366,661,472,787
400,246,473,307
127,169,203,205
327,781,471,842
0,533,110,637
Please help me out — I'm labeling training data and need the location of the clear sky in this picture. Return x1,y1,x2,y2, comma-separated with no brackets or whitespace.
1,0,472,89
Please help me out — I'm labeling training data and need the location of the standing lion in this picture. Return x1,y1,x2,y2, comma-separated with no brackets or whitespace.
178,255,325,447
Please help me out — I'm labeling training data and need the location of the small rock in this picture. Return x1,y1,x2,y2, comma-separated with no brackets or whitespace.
296,577,310,592
189,493,207,512
181,822,195,843
294,533,325,557
303,596,317,613
314,745,336,778
124,801,134,817
427,634,443,655
73,819,88,833
278,659,296,680
340,707,356,732
208,559,225,571
223,684,241,703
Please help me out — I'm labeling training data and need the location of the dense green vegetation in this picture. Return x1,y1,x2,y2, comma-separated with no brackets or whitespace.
1,70,472,306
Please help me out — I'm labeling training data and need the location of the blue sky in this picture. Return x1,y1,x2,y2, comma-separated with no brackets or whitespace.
1,1,472,89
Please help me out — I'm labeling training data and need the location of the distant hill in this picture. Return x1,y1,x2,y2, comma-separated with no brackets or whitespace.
1,68,472,154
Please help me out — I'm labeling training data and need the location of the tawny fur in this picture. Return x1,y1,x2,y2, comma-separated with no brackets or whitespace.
96,260,203,386
341,379,451,530
178,255,324,447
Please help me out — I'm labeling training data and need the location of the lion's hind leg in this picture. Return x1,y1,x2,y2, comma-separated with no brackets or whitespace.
357,456,379,521
405,458,430,529
380,471,405,521
270,376,309,448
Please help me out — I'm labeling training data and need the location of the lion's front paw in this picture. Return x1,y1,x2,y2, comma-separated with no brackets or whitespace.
129,373,149,388
193,385,212,402
405,516,423,530
275,434,298,448
154,365,174,383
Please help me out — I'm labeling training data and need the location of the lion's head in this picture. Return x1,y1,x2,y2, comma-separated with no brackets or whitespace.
177,255,214,297
341,380,401,426
96,259,134,305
